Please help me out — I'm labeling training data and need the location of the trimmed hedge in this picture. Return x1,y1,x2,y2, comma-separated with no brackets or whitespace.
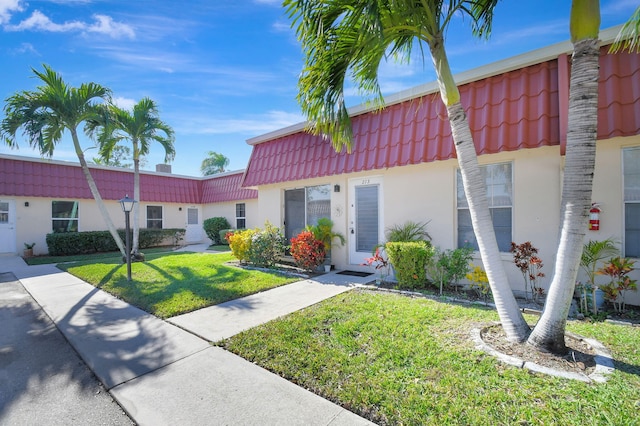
203,217,231,244
385,241,434,289
46,228,185,256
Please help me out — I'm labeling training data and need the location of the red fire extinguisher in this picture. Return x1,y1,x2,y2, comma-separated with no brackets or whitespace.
589,203,601,231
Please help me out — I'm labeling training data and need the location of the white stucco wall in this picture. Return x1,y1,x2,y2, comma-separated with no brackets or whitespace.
252,136,640,306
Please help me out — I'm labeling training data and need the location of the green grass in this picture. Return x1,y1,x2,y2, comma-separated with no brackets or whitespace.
222,290,640,425
207,244,231,252
25,247,172,265
58,252,297,318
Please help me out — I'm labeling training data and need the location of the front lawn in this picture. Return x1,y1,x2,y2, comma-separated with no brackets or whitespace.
222,290,640,425
58,252,298,318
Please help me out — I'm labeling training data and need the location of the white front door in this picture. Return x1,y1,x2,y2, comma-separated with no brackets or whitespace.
185,207,202,243
348,177,383,265
0,199,17,253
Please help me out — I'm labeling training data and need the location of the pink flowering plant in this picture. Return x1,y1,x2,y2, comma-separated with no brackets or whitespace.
363,247,390,285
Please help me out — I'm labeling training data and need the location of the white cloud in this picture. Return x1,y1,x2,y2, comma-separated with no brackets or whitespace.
112,96,137,110
0,0,24,25
5,10,135,39
87,14,135,39
175,110,305,136
11,42,40,55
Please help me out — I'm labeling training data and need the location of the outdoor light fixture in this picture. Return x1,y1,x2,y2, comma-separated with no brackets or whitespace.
119,194,137,281
334,184,340,193
119,195,136,213
24,201,29,207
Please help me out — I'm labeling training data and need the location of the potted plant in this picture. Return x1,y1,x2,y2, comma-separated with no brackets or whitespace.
23,242,35,258
307,217,345,270
578,238,619,314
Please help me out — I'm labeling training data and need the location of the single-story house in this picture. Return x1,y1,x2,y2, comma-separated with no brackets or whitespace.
1,27,638,305
0,155,258,255
241,26,639,305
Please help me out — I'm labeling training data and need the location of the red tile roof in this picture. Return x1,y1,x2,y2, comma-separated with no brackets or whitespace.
242,47,639,188
202,172,258,203
0,156,257,203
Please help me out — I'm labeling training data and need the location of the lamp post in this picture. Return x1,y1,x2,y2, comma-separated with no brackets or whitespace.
119,195,137,281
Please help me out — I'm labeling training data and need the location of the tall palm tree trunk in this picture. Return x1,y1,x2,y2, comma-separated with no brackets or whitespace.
528,37,600,353
431,40,530,342
70,128,126,256
132,154,141,254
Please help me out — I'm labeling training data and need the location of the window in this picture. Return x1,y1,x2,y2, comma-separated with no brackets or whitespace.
624,147,640,257
0,201,8,224
52,201,79,233
457,162,512,252
146,206,163,229
284,184,331,241
236,203,246,229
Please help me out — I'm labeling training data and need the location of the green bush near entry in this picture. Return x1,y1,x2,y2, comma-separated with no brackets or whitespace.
204,217,231,244
385,241,434,289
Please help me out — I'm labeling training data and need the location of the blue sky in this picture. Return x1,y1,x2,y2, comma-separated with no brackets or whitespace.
0,0,636,176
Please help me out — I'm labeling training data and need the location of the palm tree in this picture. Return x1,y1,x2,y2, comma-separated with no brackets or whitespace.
284,0,530,342
201,151,230,175
1,65,126,256
88,97,175,256
528,1,639,353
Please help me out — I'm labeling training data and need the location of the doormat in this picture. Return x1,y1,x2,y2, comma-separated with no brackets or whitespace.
336,270,372,277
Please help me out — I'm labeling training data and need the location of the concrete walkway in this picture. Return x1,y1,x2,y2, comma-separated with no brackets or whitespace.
0,248,375,425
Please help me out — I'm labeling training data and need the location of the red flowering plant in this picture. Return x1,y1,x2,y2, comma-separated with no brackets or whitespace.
290,231,326,272
510,241,545,303
363,247,390,285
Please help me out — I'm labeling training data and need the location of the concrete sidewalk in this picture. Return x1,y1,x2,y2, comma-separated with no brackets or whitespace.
0,252,375,425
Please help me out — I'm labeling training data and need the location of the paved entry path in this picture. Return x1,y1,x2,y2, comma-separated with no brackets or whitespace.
0,252,375,425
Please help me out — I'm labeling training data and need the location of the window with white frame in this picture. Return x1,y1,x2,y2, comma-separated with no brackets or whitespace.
52,201,79,233
623,147,640,258
236,203,246,229
146,206,163,229
457,162,513,252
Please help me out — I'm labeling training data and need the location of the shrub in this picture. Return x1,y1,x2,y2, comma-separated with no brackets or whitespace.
385,241,433,289
598,257,637,313
203,217,231,245
290,231,326,272
386,220,431,242
227,229,255,264
510,241,545,302
45,228,185,256
248,222,287,268
466,263,490,300
218,228,235,245
427,247,474,295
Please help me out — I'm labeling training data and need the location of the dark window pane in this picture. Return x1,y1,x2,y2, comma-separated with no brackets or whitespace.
457,210,478,250
147,206,163,229
236,218,246,229
625,203,640,258
457,208,512,252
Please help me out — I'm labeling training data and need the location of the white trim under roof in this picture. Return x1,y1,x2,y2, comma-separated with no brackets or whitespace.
247,25,623,146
